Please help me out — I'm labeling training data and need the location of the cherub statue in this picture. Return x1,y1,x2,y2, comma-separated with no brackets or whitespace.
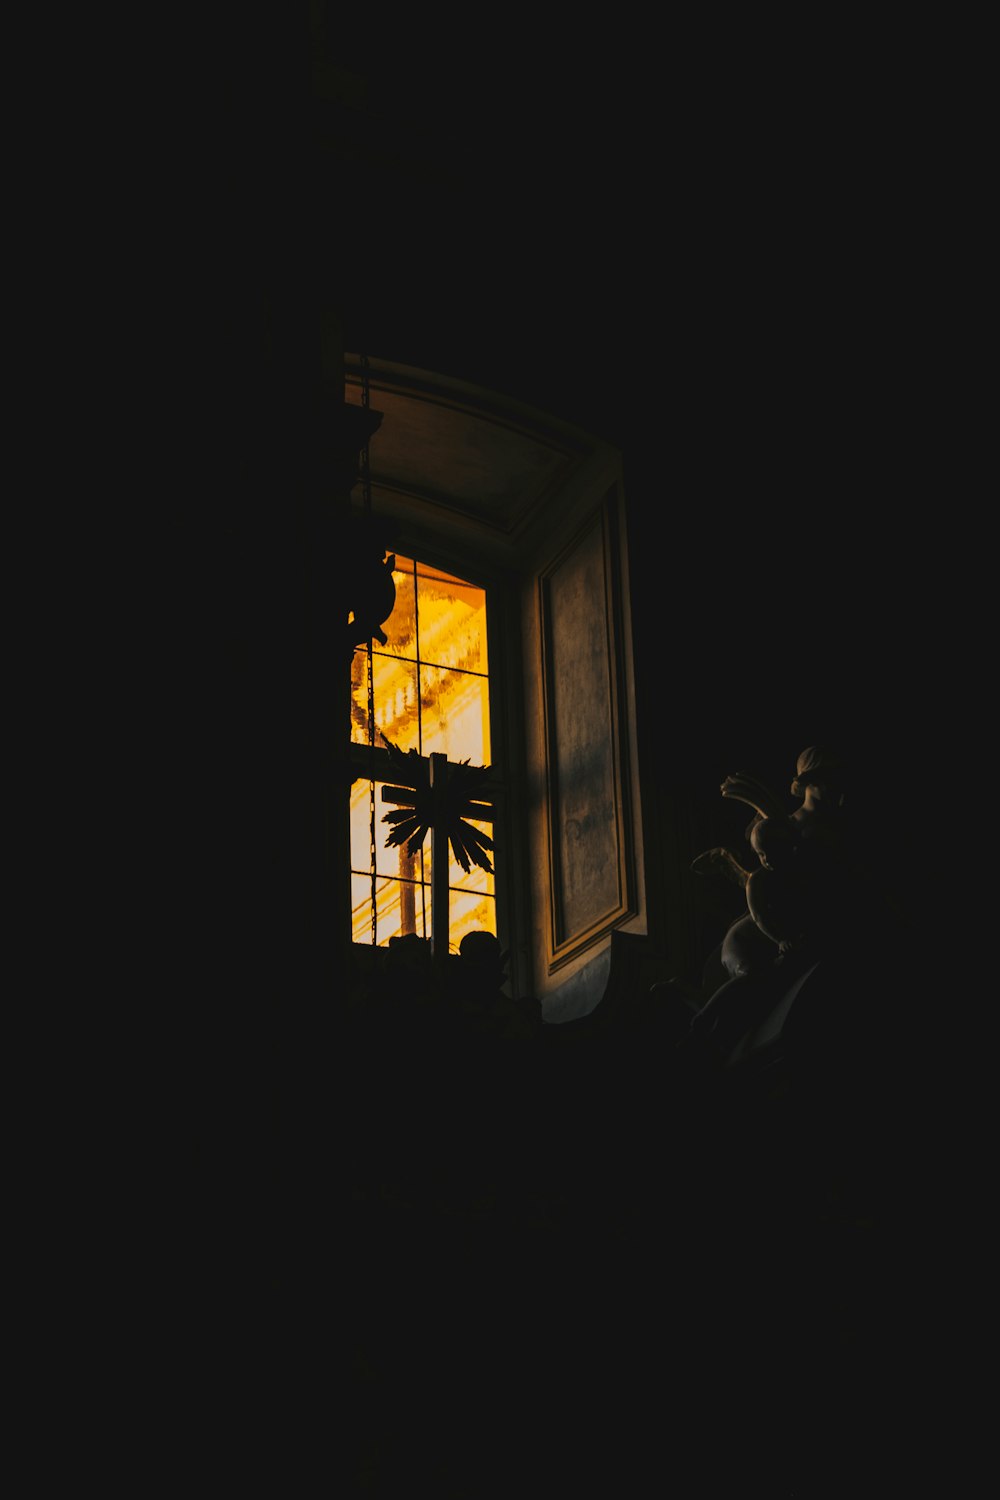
662,747,854,1054
692,746,850,971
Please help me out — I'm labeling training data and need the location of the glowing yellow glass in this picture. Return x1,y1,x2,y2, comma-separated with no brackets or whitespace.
351,779,496,947
350,556,490,764
351,872,431,946
419,666,490,764
349,556,495,948
449,890,496,946
351,651,422,753
414,562,488,676
422,817,495,894
378,562,417,658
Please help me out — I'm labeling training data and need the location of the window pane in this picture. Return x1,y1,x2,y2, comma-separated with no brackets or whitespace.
449,890,496,949
351,873,428,945
422,818,495,896
349,649,368,742
351,872,384,944
451,839,494,895
351,872,491,950
416,562,488,676
352,779,430,881
420,666,491,765
351,651,420,751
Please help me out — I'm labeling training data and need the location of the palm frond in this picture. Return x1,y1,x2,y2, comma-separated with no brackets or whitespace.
379,737,495,872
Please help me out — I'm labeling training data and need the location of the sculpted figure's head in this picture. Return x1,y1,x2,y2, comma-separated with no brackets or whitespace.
790,746,846,809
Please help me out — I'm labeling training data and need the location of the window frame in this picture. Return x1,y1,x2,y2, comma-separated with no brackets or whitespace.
347,539,524,980
343,354,646,1017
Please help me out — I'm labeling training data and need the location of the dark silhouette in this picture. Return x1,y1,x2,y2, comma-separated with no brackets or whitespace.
346,509,397,654
667,746,885,1058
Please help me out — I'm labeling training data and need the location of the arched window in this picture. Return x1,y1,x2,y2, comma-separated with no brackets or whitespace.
345,357,646,1020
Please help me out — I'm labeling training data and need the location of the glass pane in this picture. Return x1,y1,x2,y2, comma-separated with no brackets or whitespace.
350,779,374,875
349,649,368,743
349,779,372,872
420,666,491,765
450,825,495,893
351,651,420,751
372,653,420,752
448,890,497,951
352,779,431,880
416,562,488,676
351,873,490,950
351,873,428,946
421,818,495,895
385,824,427,888
380,556,418,660
351,872,384,944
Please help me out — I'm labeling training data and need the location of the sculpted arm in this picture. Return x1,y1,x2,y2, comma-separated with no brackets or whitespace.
719,771,787,821
690,847,754,886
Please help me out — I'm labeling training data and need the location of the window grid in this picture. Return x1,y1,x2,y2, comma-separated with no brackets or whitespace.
349,555,495,949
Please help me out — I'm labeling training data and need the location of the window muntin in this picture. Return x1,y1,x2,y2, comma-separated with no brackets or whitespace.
349,554,495,949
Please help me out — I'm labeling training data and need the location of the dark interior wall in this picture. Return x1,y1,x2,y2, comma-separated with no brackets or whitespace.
624,463,934,978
